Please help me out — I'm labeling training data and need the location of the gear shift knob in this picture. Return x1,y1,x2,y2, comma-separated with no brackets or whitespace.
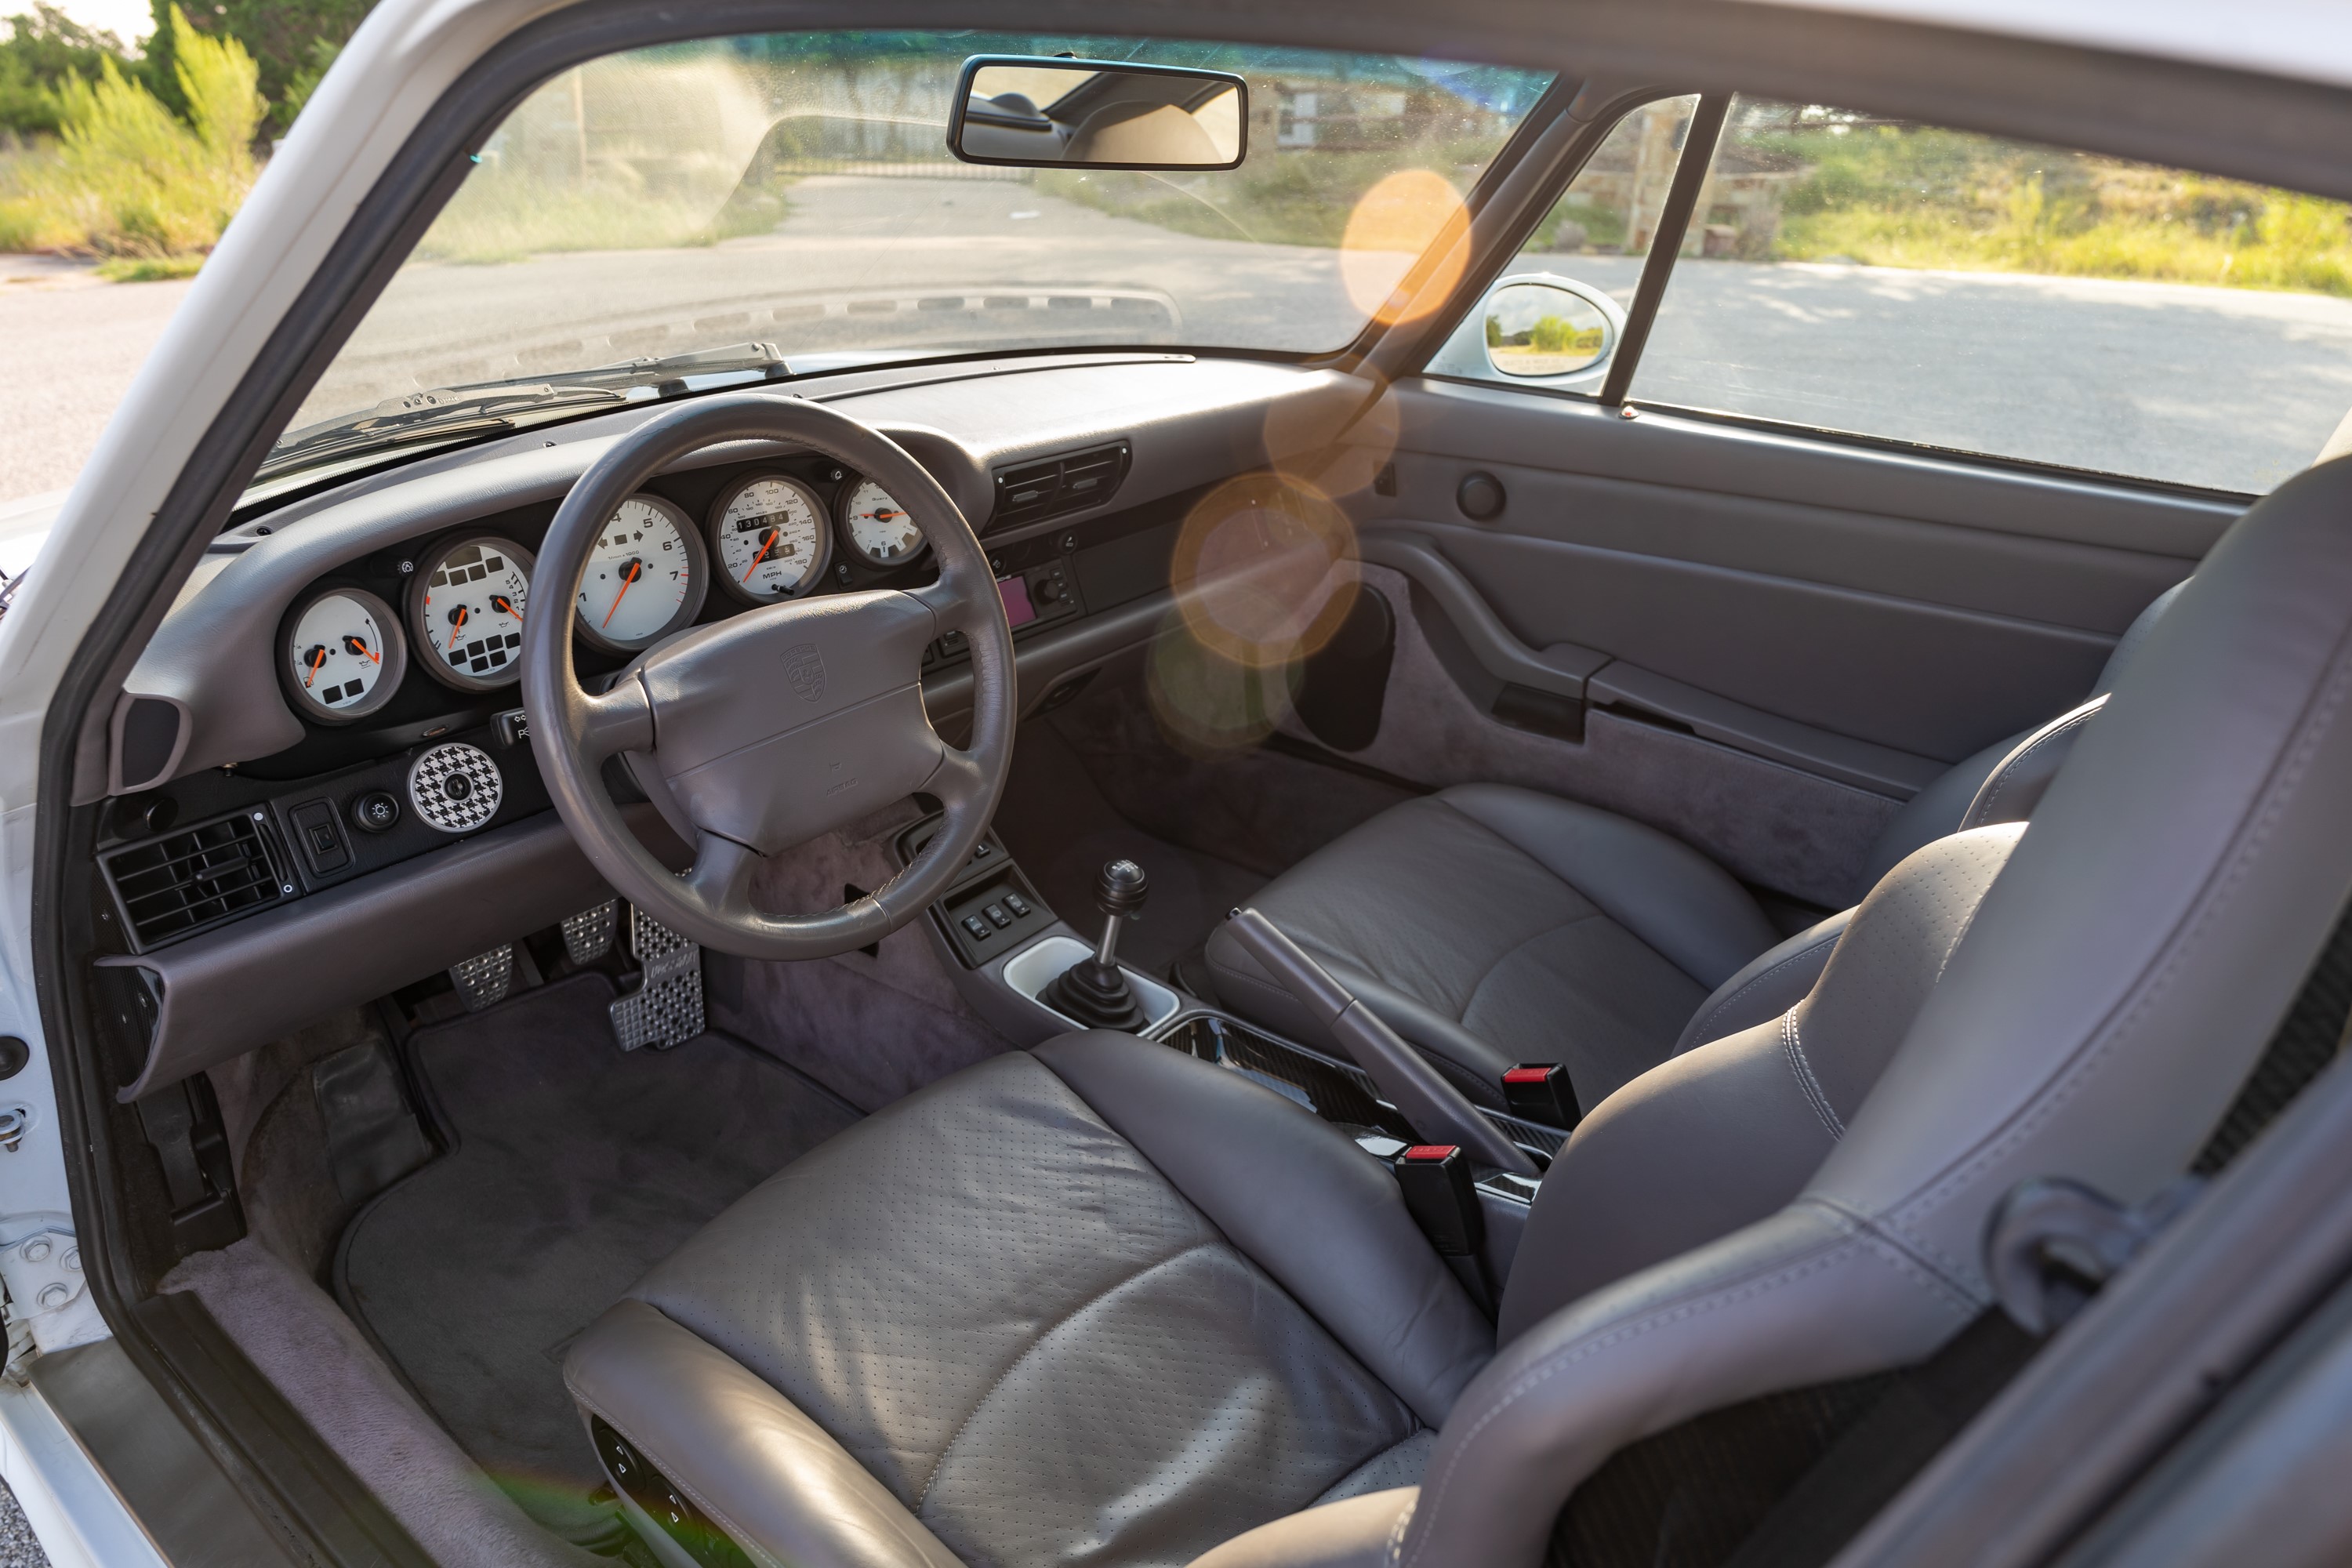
1097,858,1149,917
1041,858,1152,1032
1093,859,1147,967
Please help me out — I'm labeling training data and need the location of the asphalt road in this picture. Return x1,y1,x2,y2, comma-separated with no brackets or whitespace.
12,175,2352,506
0,256,195,508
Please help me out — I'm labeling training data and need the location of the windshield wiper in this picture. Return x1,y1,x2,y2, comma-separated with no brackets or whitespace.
259,341,793,480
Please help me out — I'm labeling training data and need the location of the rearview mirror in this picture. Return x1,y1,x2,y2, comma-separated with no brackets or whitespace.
949,56,1247,170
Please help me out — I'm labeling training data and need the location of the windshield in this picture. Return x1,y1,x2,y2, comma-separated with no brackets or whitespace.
287,32,1552,450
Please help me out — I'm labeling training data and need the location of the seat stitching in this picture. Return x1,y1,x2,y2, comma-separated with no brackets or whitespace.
1885,626,2352,1285
1386,1493,1415,1568
1456,909,1618,1029
914,1239,1224,1513
1396,1207,1976,1568
1780,1013,1846,1138
1965,704,2099,829
1680,929,1843,1053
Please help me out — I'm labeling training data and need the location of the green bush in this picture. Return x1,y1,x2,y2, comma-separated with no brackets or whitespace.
0,5,129,136
0,7,261,260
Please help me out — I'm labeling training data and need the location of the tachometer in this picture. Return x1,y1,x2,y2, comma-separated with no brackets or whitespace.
281,586,405,723
575,493,706,652
410,534,534,692
709,473,830,604
837,478,927,569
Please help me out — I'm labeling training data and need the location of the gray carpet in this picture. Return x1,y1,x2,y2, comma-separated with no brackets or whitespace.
0,1480,47,1568
336,974,862,1541
994,718,1267,979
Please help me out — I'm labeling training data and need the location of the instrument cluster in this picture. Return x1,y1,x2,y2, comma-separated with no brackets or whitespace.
274,457,929,735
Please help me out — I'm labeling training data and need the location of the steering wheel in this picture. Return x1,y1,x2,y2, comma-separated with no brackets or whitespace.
521,394,1014,960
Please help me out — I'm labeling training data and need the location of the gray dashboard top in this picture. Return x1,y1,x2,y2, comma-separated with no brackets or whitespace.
126,354,1348,782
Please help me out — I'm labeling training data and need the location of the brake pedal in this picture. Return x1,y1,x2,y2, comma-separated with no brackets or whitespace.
609,906,704,1052
562,900,619,964
448,945,514,1011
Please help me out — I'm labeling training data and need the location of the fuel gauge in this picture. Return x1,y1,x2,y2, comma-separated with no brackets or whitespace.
281,586,406,723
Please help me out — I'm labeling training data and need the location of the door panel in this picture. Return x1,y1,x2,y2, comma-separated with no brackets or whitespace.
1313,377,2237,904
1360,379,2229,767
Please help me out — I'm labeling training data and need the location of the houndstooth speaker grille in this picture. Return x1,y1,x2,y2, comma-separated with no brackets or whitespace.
408,742,503,833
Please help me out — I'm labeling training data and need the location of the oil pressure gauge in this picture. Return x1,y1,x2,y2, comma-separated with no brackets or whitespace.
409,533,534,692
281,586,405,723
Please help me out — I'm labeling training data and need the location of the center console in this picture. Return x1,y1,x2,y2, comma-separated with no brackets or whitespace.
893,818,1559,1290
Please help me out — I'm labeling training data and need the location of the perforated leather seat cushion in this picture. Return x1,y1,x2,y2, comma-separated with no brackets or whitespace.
1205,786,1781,1109
593,1042,1470,1568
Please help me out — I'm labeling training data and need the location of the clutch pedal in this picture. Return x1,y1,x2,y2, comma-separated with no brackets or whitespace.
609,906,704,1052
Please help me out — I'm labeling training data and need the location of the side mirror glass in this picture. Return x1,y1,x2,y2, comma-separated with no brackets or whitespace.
949,56,1247,170
1483,281,1614,378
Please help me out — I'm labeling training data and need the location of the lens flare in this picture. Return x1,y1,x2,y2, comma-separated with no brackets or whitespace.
1339,169,1471,325
1169,473,1361,670
1145,608,1303,757
1262,371,1401,499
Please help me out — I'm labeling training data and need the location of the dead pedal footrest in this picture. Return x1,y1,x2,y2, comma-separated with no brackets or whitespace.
610,906,704,1052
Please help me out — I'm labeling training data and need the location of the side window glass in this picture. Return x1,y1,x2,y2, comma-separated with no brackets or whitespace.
1425,95,1700,394
1630,97,2352,495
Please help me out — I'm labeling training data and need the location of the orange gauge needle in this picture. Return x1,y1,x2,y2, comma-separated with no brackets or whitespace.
741,529,779,583
602,560,642,629
491,594,520,619
304,647,326,688
343,635,380,664
445,606,469,652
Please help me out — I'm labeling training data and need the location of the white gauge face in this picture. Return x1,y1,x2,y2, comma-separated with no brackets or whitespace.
415,536,532,689
839,479,925,568
712,475,827,601
286,589,402,720
576,495,700,649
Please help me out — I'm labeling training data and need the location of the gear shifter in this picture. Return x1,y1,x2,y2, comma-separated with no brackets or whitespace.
1041,858,1150,1031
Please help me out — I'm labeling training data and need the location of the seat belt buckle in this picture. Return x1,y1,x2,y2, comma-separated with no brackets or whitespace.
1396,1145,1484,1257
1502,1063,1578,1129
1396,1145,1494,1312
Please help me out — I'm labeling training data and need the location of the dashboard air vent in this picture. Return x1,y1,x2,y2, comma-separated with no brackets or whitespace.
990,440,1131,531
101,809,288,951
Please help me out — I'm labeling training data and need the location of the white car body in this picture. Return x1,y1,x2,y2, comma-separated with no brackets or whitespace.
0,0,2344,1557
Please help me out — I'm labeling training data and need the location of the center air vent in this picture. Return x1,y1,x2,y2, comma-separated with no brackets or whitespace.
989,440,1131,532
101,809,289,951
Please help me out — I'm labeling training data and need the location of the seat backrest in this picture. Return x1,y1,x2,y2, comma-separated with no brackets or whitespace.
1856,580,2183,889
1395,456,2352,1568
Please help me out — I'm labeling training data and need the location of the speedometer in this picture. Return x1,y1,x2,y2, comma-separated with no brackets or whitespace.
575,493,706,652
409,534,534,692
281,586,405,723
709,473,830,604
837,478,926,569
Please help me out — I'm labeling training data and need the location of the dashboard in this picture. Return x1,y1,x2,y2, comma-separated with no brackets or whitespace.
96,355,1351,977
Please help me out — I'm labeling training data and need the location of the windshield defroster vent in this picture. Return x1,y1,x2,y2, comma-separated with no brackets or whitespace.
989,440,1131,531
101,808,290,952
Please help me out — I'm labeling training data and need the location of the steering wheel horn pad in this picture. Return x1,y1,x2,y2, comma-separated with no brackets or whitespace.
522,394,1015,961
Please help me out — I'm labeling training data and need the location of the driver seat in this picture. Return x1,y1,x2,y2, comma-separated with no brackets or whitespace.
565,456,2352,1568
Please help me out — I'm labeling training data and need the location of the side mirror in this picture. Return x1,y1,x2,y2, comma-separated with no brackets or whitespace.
949,56,1247,171
1483,281,1616,378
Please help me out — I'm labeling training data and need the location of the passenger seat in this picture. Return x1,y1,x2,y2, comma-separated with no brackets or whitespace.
1203,583,2182,1115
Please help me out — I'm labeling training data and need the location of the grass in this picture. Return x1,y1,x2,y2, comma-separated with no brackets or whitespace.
413,172,786,264
0,9,260,265
1748,121,2352,297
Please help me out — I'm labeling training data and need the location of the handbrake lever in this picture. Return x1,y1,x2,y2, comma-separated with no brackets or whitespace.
1221,907,1537,1177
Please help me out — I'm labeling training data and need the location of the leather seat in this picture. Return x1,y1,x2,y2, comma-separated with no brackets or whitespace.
1202,584,2183,1114
565,457,2352,1568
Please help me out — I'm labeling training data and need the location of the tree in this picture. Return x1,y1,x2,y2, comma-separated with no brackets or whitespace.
143,0,374,128
0,5,131,135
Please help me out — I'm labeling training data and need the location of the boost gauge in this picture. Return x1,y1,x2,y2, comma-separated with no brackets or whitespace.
281,586,405,723
409,534,534,692
575,493,707,653
837,478,927,569
709,473,830,604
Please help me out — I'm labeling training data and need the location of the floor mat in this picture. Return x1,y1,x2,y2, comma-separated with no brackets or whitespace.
994,719,1265,979
336,974,861,1541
